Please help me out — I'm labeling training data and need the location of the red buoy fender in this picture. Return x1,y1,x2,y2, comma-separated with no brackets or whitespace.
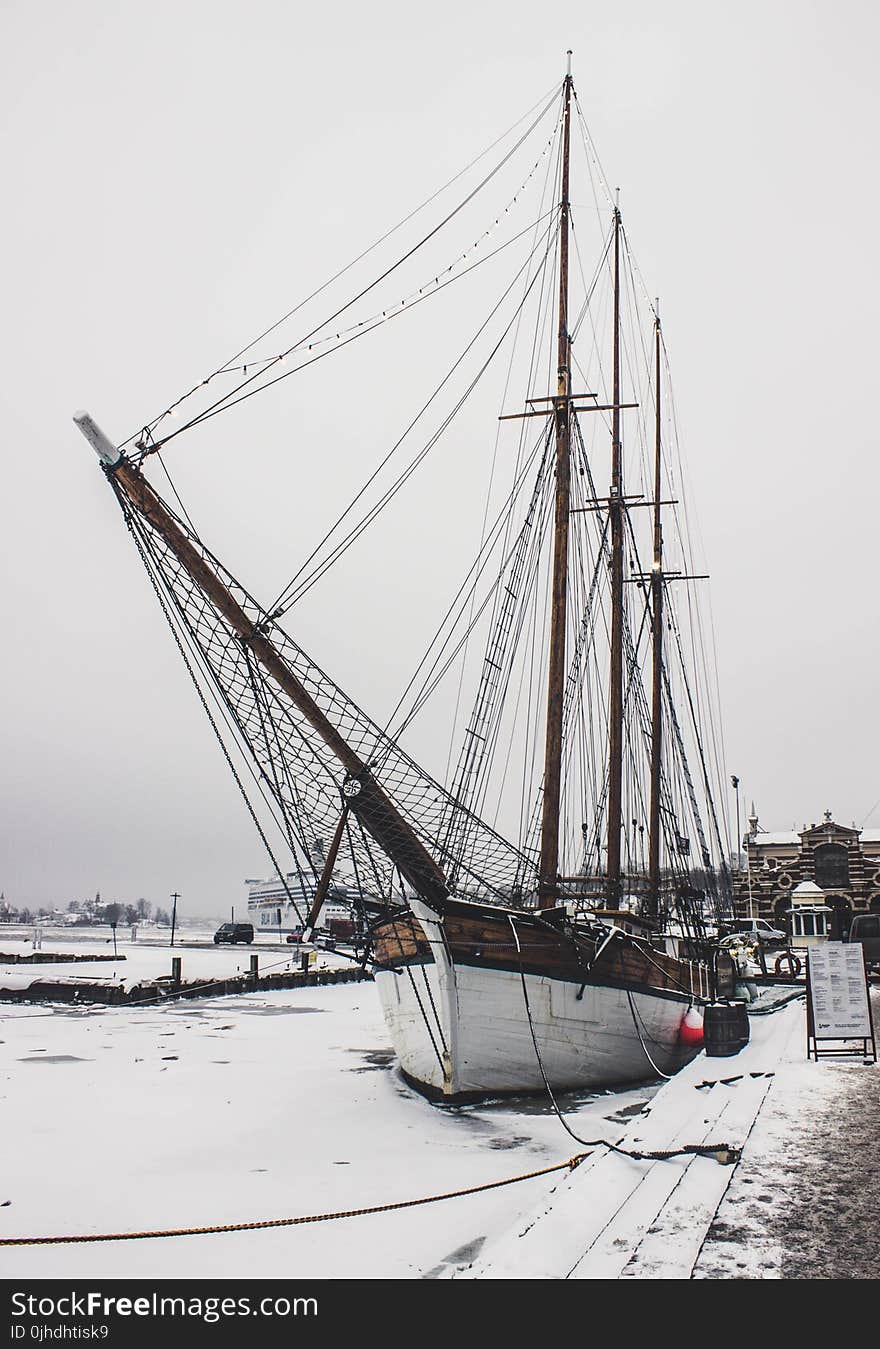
678,1006,704,1048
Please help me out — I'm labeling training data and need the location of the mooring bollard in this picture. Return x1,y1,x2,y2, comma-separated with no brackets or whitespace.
249,954,259,987
171,957,182,986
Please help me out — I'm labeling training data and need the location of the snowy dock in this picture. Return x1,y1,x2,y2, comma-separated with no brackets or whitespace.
451,997,806,1279
0,961,370,1005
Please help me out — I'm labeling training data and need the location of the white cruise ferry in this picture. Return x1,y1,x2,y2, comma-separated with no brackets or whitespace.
245,871,359,938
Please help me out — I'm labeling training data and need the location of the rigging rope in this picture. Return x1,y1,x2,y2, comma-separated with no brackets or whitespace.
119,491,310,925
269,214,560,620
117,83,561,456
507,917,737,1163
138,90,564,455
103,66,732,928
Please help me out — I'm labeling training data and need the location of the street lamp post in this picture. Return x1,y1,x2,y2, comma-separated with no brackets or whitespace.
731,774,756,923
170,891,180,948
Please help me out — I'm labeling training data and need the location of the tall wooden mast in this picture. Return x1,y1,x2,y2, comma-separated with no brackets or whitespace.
538,57,573,906
606,200,624,901
647,303,664,914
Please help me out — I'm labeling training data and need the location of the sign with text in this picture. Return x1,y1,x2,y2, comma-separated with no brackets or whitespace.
809,945,871,1036
806,944,876,1062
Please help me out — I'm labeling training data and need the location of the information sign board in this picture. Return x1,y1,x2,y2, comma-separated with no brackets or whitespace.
806,945,876,1062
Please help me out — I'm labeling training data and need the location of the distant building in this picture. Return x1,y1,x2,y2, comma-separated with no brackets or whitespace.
733,807,880,935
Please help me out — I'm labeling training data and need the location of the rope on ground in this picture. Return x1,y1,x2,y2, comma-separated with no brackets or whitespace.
0,1155,589,1247
0,1126,741,1249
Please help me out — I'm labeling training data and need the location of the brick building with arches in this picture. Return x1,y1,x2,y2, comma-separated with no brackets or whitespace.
732,808,880,936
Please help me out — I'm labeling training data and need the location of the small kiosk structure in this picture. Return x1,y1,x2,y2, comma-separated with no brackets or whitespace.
787,881,832,952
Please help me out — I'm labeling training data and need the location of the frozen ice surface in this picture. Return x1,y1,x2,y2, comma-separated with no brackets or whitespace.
0,967,648,1280
5,928,866,1280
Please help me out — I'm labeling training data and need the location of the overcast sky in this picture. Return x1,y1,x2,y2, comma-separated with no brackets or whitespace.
2,1,878,917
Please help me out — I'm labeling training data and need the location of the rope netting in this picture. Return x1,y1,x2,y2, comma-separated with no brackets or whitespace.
115,479,536,908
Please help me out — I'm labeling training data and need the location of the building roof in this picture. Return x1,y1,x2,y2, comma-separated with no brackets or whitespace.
752,827,880,846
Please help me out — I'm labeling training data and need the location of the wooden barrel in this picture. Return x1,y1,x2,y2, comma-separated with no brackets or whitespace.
704,1001,750,1057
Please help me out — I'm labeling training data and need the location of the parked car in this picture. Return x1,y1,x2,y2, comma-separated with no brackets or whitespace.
213,921,254,945
846,913,880,973
720,919,787,947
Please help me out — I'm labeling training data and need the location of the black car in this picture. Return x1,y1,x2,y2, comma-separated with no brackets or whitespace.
847,913,880,973
213,922,254,945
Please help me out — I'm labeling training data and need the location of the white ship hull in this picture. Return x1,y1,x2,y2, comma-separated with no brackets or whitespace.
373,898,701,1099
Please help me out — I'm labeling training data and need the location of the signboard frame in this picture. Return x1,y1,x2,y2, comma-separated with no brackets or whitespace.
806,944,876,1063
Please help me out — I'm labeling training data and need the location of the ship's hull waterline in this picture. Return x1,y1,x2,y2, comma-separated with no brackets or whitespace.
372,897,719,1101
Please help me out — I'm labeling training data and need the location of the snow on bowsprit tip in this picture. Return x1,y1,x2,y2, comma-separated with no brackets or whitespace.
79,63,737,1107
73,411,122,467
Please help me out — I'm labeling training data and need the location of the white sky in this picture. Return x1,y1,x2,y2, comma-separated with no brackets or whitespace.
2,0,878,915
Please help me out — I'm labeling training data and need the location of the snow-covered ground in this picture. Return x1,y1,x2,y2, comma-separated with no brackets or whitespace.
0,976,656,1280
4,940,869,1281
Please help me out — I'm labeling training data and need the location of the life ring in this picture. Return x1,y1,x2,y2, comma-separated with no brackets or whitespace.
777,873,792,889
872,869,880,887
774,951,802,978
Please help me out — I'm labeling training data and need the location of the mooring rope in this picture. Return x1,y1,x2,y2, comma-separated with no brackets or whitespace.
507,917,740,1165
0,1119,743,1249
0,1156,588,1247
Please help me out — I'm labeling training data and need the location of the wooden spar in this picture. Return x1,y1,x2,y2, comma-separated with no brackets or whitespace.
304,807,349,933
108,458,450,907
647,306,663,915
538,68,573,907
606,202,624,901
499,402,637,420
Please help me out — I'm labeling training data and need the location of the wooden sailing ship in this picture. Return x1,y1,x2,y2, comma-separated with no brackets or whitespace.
76,57,734,1100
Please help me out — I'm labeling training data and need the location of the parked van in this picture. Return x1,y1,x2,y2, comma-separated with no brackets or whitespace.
213,921,254,945
847,913,880,973
723,919,787,947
